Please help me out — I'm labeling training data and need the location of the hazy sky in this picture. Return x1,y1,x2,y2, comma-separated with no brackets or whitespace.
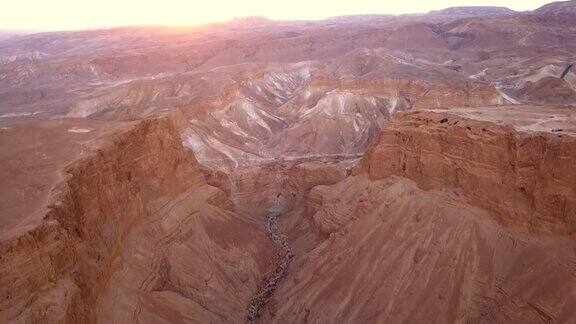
1,0,554,31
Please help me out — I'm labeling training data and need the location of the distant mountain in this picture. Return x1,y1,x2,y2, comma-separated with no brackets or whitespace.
0,31,26,42
431,6,515,17
533,0,576,15
324,15,394,24
226,16,274,27
0,29,38,43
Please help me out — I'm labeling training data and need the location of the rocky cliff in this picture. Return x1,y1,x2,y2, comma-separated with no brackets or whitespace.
264,106,576,323
2,3,576,322
362,108,576,234
0,117,274,323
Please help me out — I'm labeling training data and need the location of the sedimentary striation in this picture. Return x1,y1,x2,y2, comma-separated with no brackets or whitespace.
0,118,274,323
264,107,576,323
362,107,576,234
1,1,576,322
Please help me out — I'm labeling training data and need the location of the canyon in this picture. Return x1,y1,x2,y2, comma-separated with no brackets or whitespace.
1,1,576,323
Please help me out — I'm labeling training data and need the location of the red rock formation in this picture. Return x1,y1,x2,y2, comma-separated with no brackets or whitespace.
270,174,576,323
0,118,274,323
264,107,576,323
362,108,576,234
1,3,576,322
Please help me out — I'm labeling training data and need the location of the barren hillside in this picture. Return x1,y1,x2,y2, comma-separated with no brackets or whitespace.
1,1,576,323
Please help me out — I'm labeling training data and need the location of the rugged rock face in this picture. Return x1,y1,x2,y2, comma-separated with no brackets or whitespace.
362,108,576,234
177,56,506,172
270,174,576,323
228,159,354,219
0,118,274,323
96,183,274,323
2,2,576,323
264,107,576,323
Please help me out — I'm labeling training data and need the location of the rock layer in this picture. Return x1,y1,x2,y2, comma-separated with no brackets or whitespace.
1,2,576,322
0,118,273,323
265,107,576,322
271,174,576,323
362,107,576,234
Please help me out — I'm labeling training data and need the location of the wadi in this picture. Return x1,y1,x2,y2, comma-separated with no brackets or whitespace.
1,1,576,323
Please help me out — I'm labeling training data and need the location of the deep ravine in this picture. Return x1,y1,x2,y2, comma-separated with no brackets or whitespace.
246,194,294,323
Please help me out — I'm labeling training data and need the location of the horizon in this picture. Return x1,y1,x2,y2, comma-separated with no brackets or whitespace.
1,0,556,32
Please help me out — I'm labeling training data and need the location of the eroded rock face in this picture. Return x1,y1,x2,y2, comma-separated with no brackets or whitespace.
0,118,274,323
179,58,505,171
228,159,355,220
362,108,576,234
264,108,576,323
2,3,576,322
270,174,576,323
96,184,274,323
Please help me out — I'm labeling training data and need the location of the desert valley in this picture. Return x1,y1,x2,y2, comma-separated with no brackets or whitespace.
1,1,576,323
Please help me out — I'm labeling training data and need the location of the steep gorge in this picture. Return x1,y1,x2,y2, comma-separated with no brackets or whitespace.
0,114,358,323
264,107,576,323
2,2,576,322
1,105,576,323
0,117,276,323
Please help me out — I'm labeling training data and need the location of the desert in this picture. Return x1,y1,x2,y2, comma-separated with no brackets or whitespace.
1,1,576,323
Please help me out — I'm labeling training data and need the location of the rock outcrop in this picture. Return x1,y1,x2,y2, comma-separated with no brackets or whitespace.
270,174,576,322
258,107,576,323
2,3,576,322
0,117,274,323
362,108,576,234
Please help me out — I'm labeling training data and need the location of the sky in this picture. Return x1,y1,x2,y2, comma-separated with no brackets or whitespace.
1,0,554,31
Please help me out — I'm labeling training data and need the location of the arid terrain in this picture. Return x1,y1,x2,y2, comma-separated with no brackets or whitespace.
1,1,576,323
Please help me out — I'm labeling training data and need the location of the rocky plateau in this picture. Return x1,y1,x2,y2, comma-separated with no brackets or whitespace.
1,1,576,323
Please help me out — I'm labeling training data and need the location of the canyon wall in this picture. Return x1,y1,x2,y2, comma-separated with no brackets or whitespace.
362,109,576,234
271,173,576,323
0,117,273,323
229,159,354,218
265,108,576,323
227,158,358,257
